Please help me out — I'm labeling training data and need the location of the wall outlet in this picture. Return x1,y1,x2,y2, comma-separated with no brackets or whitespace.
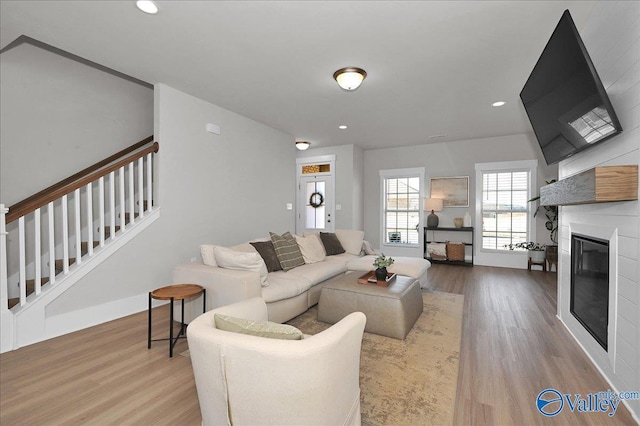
286,203,293,210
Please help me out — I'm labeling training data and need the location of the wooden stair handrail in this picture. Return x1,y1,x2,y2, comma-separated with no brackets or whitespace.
6,139,158,224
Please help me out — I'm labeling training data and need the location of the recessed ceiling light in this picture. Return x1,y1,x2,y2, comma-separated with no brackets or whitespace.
492,101,506,107
338,125,348,130
136,1,158,14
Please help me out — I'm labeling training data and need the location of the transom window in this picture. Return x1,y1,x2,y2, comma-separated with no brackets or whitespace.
481,170,530,250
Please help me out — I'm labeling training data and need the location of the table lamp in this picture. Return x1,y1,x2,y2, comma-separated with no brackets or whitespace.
424,198,443,228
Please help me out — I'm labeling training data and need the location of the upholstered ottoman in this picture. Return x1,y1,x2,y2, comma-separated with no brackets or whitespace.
318,272,423,339
345,256,431,289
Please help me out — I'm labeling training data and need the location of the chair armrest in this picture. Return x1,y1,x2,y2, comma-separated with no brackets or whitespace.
172,263,262,323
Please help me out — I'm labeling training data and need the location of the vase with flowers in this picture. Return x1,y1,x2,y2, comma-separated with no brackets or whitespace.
373,253,395,281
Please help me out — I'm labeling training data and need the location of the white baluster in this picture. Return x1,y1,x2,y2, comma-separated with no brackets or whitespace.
48,202,55,284
0,205,9,311
119,166,126,232
86,183,93,257
18,217,26,306
146,153,153,212
128,162,135,225
109,171,116,241
75,189,82,265
138,157,144,218
99,177,105,247
34,208,42,295
62,195,69,274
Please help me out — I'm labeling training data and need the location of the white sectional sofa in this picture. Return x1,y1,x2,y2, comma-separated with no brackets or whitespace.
173,230,431,324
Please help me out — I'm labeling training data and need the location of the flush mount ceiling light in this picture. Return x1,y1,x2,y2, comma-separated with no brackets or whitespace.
492,101,506,107
136,0,158,14
333,67,367,91
295,141,311,151
338,125,348,130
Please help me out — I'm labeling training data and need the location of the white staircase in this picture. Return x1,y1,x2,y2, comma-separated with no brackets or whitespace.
0,138,159,353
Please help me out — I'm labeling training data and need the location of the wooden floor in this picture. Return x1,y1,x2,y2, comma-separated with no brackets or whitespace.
429,265,635,425
1,264,636,425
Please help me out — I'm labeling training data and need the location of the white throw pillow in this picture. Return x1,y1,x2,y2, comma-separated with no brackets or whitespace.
214,246,269,287
200,244,217,267
335,229,365,256
362,240,377,255
294,234,326,264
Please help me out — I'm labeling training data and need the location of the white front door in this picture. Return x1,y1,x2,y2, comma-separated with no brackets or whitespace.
296,155,335,234
297,175,335,233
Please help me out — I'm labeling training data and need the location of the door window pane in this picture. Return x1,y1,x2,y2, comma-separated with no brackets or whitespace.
306,181,325,230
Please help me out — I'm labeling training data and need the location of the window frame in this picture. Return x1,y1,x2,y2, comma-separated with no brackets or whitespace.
379,168,425,249
474,160,538,267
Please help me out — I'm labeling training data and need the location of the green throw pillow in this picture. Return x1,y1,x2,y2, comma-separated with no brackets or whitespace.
214,313,304,340
269,231,305,271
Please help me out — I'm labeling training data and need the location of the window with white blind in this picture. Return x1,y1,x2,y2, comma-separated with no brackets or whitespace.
481,170,530,250
380,169,424,246
474,160,537,267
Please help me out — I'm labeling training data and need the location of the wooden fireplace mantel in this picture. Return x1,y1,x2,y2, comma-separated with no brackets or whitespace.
540,165,638,206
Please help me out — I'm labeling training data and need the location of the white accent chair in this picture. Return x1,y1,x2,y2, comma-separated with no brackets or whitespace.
187,297,366,426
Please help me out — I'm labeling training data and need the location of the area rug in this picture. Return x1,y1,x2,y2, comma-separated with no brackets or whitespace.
181,291,464,425
288,290,464,426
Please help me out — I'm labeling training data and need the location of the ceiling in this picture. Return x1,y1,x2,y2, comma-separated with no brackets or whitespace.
0,1,599,151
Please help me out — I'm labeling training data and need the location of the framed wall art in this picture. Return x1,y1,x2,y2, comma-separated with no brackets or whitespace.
430,176,469,207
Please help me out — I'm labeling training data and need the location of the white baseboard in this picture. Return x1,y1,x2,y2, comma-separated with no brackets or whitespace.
45,293,167,341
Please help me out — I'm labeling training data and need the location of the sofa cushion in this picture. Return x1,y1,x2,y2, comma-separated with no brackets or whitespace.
286,262,348,287
214,313,303,340
323,252,360,267
319,232,346,256
294,234,326,264
250,241,282,272
335,229,365,256
261,271,313,303
270,232,305,271
214,246,269,287
200,244,217,267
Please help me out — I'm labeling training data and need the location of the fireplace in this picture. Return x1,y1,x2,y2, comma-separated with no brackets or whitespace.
570,233,609,351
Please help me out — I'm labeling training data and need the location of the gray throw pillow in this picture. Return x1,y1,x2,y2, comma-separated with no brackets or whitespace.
214,313,304,340
319,232,346,256
269,232,306,271
250,241,282,272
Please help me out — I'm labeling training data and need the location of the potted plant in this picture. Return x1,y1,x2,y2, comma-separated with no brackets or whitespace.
529,179,558,244
373,253,395,281
504,241,547,263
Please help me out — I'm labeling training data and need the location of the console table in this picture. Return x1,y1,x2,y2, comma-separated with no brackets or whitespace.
424,227,474,266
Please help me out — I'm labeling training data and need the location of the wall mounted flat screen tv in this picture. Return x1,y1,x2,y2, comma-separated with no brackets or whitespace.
520,10,622,165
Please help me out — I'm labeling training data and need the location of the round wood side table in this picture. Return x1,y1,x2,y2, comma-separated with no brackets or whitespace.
147,284,206,357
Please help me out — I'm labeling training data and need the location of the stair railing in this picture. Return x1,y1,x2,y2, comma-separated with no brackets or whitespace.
0,137,159,311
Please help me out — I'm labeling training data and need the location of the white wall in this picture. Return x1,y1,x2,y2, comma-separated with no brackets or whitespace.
297,144,364,230
362,134,556,256
45,84,296,316
0,41,153,205
557,1,639,419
